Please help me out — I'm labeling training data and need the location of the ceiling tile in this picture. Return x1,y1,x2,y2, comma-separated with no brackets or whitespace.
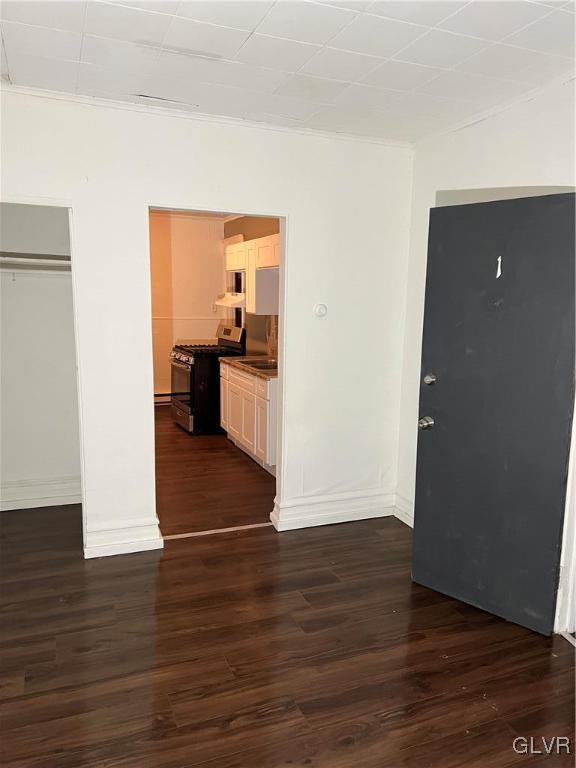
0,1,86,32
85,2,173,45
329,13,425,56
7,52,78,91
396,29,488,67
391,91,481,119
110,0,180,12
234,33,319,71
274,73,348,101
162,15,250,58
516,53,575,82
248,91,321,119
362,59,443,89
255,1,354,45
3,1,573,145
418,69,533,104
319,1,372,10
206,60,289,92
176,1,273,30
81,35,160,72
155,49,288,92
304,104,444,140
300,46,382,81
77,61,149,95
456,43,554,78
1,38,9,77
367,1,466,26
331,81,402,108
505,10,575,56
140,76,320,119
1,21,82,62
439,1,551,41
534,0,571,6
131,73,208,103
303,104,379,132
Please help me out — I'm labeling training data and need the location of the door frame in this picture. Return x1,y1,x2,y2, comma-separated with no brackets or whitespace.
555,402,576,634
145,202,289,530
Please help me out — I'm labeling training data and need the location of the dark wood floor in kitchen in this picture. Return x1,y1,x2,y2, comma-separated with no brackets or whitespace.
155,405,276,536
1,505,574,768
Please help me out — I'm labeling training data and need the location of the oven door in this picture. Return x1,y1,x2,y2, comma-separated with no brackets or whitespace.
171,360,193,413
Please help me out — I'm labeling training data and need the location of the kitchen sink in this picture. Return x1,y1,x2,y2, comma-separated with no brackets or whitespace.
245,360,278,370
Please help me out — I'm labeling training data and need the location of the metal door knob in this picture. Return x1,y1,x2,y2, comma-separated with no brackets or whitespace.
418,416,435,430
423,373,437,385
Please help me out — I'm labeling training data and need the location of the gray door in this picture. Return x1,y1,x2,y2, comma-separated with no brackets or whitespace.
413,193,575,635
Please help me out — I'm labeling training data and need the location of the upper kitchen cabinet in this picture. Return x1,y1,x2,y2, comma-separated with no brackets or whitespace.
225,242,247,271
245,241,279,315
225,234,280,315
225,234,280,271
254,234,280,269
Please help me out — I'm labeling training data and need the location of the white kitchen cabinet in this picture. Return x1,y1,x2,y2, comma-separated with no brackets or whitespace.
220,362,277,474
225,235,279,315
220,376,228,431
227,381,242,443
255,234,280,269
227,381,256,453
245,243,279,315
240,388,256,453
225,243,247,271
255,396,267,462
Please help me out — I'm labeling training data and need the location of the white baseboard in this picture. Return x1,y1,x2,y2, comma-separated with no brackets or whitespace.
0,476,81,511
84,519,164,559
394,494,414,528
271,489,395,531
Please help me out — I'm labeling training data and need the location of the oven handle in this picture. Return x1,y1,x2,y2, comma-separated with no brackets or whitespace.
171,360,193,371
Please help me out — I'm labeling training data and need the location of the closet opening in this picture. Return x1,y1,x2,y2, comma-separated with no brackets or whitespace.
0,202,83,548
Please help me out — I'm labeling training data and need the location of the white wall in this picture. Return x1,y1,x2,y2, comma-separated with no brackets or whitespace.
397,80,576,523
0,88,413,556
0,201,70,256
149,211,226,395
0,269,81,510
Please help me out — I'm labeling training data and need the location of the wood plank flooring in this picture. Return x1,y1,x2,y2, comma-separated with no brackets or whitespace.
0,505,574,767
154,405,276,536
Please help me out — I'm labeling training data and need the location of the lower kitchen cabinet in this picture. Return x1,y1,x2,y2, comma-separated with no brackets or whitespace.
220,376,228,431
255,396,268,462
220,362,277,474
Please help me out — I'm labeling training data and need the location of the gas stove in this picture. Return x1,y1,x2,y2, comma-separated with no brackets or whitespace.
170,324,245,433
171,344,233,364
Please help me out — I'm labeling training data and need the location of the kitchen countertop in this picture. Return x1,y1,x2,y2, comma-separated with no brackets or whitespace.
220,356,278,380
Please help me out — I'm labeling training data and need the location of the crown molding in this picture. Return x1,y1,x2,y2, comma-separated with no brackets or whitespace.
0,84,413,150
2,72,572,156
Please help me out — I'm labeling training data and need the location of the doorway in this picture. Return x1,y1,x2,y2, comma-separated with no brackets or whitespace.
0,202,83,542
148,208,282,539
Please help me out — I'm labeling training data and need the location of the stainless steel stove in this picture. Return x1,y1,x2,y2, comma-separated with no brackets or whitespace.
170,324,245,434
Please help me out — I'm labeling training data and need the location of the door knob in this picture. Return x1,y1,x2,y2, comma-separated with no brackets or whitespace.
423,373,437,385
418,416,435,430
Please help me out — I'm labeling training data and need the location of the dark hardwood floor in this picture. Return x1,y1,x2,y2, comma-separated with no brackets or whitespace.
154,405,276,536
0,504,574,767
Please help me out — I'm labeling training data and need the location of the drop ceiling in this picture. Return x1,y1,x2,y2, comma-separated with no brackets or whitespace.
1,0,574,143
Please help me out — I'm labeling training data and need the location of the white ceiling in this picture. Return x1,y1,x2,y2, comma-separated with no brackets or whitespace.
1,0,574,143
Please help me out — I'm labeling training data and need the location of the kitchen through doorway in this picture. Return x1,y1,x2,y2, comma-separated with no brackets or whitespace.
148,208,282,539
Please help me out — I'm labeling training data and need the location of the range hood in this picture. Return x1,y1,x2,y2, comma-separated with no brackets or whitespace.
215,292,245,308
